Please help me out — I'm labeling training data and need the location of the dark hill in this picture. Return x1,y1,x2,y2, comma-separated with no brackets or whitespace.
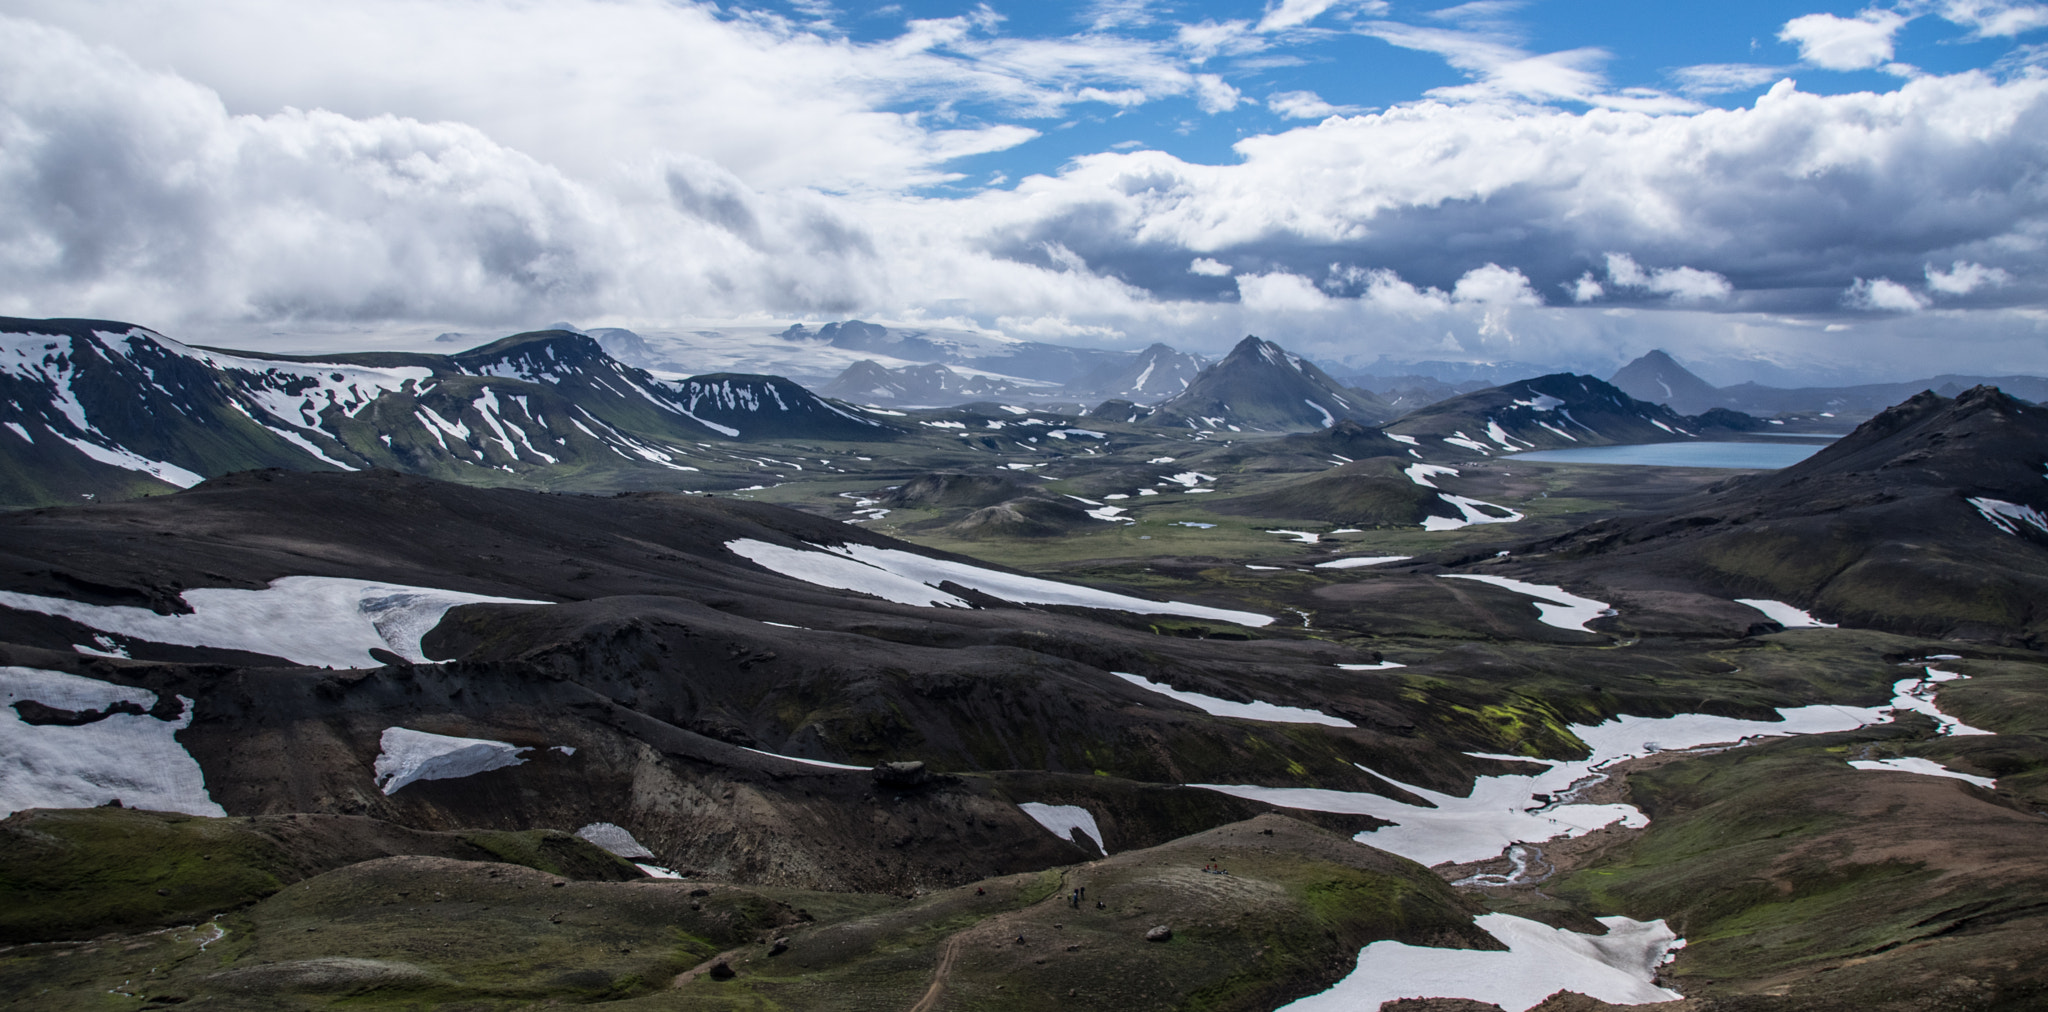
1608,350,1725,415
1541,385,2048,640
1386,373,1750,460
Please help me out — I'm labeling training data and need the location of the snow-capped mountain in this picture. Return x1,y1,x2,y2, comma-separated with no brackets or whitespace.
1610,348,2048,418
0,318,893,507
818,360,1048,407
1131,336,1393,431
1608,350,1725,415
1066,343,1206,403
1384,374,1753,458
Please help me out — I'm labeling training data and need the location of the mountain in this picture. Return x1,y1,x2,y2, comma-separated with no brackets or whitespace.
817,360,1044,407
1542,385,2048,639
788,319,1131,384
1133,336,1394,432
1384,373,1756,459
0,318,894,508
1608,350,1726,415
1066,342,1207,403
1610,349,2048,419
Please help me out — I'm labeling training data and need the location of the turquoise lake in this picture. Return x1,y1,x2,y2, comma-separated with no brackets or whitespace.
1511,440,1834,469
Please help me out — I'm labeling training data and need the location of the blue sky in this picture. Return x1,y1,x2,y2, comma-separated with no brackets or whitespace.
1,0,2046,381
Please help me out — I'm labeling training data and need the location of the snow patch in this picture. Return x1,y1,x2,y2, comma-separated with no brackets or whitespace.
1280,913,1682,1012
373,727,529,795
1967,497,2048,536
1849,757,1995,788
47,430,204,487
1442,575,1610,632
1112,672,1355,727
0,667,224,818
1315,556,1411,569
1889,667,1994,736
1422,494,1525,531
1735,599,1836,629
1196,702,1891,868
1404,463,1460,488
1336,661,1406,670
0,577,545,669
1018,802,1106,854
576,822,655,859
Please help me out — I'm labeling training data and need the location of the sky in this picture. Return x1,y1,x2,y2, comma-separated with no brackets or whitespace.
2,0,2047,383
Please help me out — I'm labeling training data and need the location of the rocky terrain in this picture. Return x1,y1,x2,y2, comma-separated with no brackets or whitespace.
2,321,2046,1011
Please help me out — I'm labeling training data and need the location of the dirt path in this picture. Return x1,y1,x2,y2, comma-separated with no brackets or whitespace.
907,933,965,1012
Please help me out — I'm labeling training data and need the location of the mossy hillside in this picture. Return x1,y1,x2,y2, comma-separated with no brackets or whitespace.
1540,727,2048,993
0,808,643,944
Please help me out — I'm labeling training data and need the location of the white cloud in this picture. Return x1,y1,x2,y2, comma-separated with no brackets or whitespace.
1236,270,1333,311
1779,9,1909,71
1268,90,1367,118
1939,0,2048,36
1194,73,1247,113
1188,257,1234,276
1671,63,1789,96
1360,269,1454,315
1925,259,2014,294
1568,272,1605,303
1603,255,1732,303
1845,276,1930,311
1452,264,1542,305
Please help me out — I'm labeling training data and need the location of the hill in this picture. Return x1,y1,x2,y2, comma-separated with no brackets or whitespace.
1541,385,2048,639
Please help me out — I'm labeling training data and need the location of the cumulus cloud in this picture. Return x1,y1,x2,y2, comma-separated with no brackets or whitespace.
1236,270,1334,311
1602,255,1733,303
1845,277,1930,311
1188,257,1234,276
1939,0,2048,37
1452,264,1543,305
1925,259,2014,294
1779,9,1909,71
1267,90,1367,118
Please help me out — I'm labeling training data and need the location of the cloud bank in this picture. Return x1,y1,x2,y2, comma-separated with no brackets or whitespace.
0,1,2044,382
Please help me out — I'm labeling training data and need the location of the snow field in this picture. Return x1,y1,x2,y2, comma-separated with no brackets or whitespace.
1315,556,1411,569
1111,672,1355,727
1848,757,1996,788
0,577,546,669
576,822,655,859
0,666,224,818
372,727,532,795
1279,913,1683,1012
1888,667,1994,736
1735,598,1836,628
727,539,1273,627
1440,575,1610,632
1422,494,1524,531
1017,802,1107,855
1193,703,1892,868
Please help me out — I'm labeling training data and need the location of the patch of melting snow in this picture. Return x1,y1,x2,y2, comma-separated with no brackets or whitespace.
1316,556,1411,569
1281,913,1682,1012
1112,672,1355,727
1404,463,1461,488
1442,575,1611,632
1194,702,1890,867
1422,494,1524,531
727,539,1274,627
1890,667,1994,736
1444,432,1492,454
1017,802,1107,855
1386,433,1419,445
1336,661,1407,670
0,666,224,818
1174,522,1216,528
0,577,545,669
576,822,655,859
1268,529,1319,544
1967,497,2048,536
736,746,869,770
373,727,531,795
1736,599,1836,628
1849,756,1996,788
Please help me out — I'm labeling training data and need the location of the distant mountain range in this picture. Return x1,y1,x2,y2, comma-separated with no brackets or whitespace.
0,317,894,508
1105,336,1395,432
1611,349,2048,418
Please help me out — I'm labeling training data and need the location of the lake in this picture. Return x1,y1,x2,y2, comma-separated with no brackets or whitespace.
1511,440,1832,469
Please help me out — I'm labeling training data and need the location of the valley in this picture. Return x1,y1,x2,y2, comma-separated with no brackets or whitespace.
2,317,2045,1011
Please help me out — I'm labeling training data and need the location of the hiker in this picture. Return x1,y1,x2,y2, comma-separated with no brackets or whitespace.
1069,889,1080,909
